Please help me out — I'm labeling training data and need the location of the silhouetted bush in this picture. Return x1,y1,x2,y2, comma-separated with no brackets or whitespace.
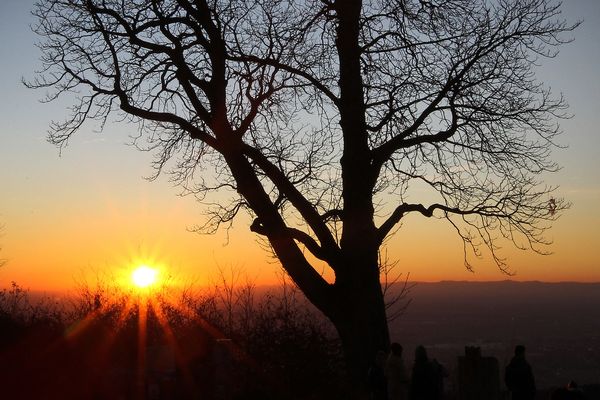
0,282,63,343
0,276,344,399
188,277,346,398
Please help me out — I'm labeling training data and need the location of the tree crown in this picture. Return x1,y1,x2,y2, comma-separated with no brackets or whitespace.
28,0,576,279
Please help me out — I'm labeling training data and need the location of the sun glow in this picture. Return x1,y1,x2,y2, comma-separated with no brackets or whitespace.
131,265,158,288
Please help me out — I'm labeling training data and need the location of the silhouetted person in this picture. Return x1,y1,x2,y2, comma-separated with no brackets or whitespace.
409,345,444,400
430,357,448,398
504,345,536,400
386,343,409,400
368,350,388,400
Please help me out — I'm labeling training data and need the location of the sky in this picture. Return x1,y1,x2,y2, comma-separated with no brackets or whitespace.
0,0,599,291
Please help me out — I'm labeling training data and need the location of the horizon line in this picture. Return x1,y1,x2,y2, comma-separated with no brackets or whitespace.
7,278,600,293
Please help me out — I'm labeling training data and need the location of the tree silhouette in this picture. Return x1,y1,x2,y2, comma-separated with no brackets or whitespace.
28,0,575,390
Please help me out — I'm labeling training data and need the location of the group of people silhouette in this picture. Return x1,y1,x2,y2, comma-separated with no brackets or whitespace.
369,344,586,400
368,343,446,400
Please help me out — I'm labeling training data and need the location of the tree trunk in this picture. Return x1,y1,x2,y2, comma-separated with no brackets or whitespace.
332,254,391,398
331,1,392,395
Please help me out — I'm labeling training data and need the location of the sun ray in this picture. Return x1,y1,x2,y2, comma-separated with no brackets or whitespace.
136,297,148,399
157,289,260,372
148,296,197,392
65,298,118,340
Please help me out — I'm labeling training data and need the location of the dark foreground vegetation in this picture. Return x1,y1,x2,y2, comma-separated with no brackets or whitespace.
0,279,346,399
3,279,600,400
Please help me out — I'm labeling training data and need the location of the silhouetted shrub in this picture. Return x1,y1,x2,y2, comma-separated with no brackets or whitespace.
0,276,344,399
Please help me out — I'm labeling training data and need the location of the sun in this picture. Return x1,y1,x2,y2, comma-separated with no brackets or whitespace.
131,265,158,288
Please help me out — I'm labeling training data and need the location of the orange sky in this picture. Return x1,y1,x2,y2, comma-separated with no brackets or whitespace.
1,1,599,291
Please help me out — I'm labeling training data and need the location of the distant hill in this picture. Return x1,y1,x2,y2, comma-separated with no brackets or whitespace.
402,280,600,317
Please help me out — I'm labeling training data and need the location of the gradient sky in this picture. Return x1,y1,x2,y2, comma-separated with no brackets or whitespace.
1,0,599,291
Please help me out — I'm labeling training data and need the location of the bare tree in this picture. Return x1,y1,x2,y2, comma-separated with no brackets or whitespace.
28,0,575,390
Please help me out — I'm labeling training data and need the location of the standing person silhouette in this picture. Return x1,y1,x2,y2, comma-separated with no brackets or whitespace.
505,345,536,400
386,343,409,400
409,345,444,400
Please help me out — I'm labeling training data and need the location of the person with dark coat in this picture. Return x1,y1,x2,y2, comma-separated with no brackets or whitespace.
386,342,409,400
505,345,536,400
409,345,445,400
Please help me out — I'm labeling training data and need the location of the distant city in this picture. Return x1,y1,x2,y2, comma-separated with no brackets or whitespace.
389,281,600,391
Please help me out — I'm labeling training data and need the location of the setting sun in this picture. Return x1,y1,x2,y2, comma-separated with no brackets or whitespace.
131,265,158,288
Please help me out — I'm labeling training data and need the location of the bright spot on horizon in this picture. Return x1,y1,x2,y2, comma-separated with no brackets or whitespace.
131,265,158,288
